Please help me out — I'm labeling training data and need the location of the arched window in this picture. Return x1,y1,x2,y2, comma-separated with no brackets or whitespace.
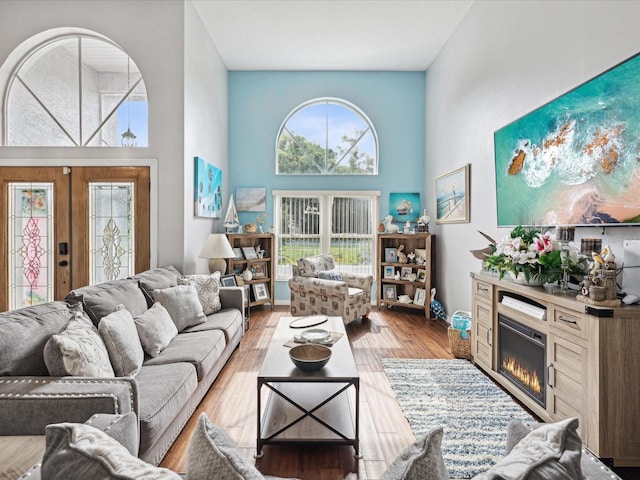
276,98,378,175
3,32,147,147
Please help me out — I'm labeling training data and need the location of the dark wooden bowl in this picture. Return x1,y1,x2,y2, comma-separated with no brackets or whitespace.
289,344,332,370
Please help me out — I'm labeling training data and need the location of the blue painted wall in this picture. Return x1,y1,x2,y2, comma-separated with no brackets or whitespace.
228,71,426,301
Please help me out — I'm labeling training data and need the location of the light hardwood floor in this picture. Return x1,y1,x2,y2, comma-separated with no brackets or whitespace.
159,306,639,480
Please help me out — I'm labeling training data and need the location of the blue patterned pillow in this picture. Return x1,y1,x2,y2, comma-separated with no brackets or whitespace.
318,271,343,281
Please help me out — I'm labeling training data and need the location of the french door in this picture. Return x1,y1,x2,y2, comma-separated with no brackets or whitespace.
0,166,150,311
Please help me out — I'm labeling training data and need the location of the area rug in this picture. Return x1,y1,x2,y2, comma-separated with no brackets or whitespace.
381,358,535,479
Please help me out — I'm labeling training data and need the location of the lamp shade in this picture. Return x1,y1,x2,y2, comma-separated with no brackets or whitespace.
199,234,235,275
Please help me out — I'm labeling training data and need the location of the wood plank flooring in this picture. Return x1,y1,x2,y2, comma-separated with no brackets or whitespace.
159,306,639,480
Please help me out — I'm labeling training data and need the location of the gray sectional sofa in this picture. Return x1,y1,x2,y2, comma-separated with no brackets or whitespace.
0,265,244,466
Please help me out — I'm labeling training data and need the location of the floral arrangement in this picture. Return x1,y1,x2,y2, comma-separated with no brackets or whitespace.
484,226,588,285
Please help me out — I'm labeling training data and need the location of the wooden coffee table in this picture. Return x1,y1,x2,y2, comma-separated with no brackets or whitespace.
256,316,360,458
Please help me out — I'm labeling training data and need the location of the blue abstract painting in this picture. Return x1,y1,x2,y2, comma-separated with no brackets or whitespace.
194,157,222,218
494,53,640,227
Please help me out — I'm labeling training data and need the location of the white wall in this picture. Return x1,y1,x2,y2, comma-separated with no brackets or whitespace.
183,1,229,274
425,0,640,316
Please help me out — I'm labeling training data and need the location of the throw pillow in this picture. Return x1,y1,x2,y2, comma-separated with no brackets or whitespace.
473,417,582,480
98,308,144,376
41,422,181,480
380,426,450,480
154,284,207,331
133,302,178,357
44,310,115,377
318,271,343,281
177,272,222,315
187,413,265,480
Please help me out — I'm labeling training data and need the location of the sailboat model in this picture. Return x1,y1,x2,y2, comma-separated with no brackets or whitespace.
223,195,239,233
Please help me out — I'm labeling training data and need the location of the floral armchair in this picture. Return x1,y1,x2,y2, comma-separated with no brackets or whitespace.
288,254,373,325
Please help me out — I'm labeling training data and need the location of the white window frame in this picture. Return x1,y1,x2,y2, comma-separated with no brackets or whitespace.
273,190,380,281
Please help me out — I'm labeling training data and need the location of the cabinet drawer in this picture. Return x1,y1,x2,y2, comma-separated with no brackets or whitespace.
551,307,587,340
473,280,493,302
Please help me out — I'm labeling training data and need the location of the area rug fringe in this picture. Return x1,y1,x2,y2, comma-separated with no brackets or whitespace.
381,358,534,479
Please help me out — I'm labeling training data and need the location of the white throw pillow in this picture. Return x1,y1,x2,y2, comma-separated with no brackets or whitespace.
99,308,144,376
177,272,222,315
154,284,207,331
45,311,114,377
133,303,178,357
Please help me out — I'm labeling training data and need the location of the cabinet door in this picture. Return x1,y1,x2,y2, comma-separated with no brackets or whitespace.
472,296,493,370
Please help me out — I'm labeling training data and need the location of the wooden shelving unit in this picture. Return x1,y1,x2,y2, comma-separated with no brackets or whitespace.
376,233,435,318
225,233,274,310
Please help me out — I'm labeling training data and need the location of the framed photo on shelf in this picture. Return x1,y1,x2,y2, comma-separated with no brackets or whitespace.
251,263,267,278
414,288,427,306
383,266,395,279
400,266,412,280
384,248,398,263
417,269,426,282
242,246,258,260
233,247,244,260
253,283,269,301
382,284,397,301
220,274,237,287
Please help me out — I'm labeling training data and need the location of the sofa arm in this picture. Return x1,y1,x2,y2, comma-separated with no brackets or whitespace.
219,286,244,311
342,272,374,292
0,376,139,435
289,276,349,296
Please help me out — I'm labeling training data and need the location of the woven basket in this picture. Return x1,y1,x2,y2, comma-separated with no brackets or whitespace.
448,327,471,359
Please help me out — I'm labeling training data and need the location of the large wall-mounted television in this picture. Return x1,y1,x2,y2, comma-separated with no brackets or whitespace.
494,52,640,227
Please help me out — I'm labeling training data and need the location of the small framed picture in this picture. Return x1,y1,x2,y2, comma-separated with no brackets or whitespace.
400,266,412,280
220,274,238,287
383,284,397,301
242,246,258,260
385,247,398,263
233,247,244,260
251,263,267,279
414,288,427,306
253,282,269,301
383,266,395,279
417,269,426,282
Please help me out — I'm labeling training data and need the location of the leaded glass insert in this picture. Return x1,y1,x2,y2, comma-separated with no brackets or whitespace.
89,182,134,284
8,183,54,309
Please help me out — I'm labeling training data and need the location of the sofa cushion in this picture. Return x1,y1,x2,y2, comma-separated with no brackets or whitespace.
65,279,148,326
0,301,71,376
296,255,335,277
154,285,207,331
182,308,243,344
187,413,265,480
99,309,144,377
177,273,222,315
133,303,178,358
136,363,198,456
41,422,180,480
474,417,582,480
143,330,226,381
44,311,115,377
132,266,182,307
380,426,449,480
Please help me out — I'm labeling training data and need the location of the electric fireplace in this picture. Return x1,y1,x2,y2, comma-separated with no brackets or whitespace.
498,315,546,408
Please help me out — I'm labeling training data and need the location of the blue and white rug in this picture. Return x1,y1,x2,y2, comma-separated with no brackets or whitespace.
381,358,535,479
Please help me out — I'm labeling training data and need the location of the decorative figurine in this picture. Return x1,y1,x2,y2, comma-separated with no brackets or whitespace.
396,245,408,264
381,215,400,233
404,221,411,234
256,213,267,233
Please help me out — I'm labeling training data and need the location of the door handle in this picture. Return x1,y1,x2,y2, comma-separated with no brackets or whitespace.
58,260,68,267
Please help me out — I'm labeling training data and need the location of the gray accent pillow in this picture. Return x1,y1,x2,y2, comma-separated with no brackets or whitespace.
41,422,180,480
473,417,582,480
98,308,144,376
177,272,222,315
132,265,182,306
154,284,207,331
133,302,178,357
44,311,115,377
318,271,343,281
380,426,450,480
187,413,265,480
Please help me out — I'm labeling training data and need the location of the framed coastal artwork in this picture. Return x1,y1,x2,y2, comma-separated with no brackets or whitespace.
389,192,420,222
194,157,222,218
236,187,267,212
494,52,640,227
435,164,470,224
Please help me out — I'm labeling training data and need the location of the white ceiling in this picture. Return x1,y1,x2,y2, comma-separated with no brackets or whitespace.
191,0,474,71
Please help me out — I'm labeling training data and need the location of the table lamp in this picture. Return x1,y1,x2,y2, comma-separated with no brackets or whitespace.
199,234,235,275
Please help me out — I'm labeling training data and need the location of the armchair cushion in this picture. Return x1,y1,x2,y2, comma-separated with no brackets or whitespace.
318,270,343,281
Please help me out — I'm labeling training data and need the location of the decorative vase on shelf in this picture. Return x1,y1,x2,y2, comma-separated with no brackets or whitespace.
242,268,253,282
507,271,543,286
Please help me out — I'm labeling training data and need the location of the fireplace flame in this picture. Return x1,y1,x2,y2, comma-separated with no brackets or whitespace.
502,356,541,396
